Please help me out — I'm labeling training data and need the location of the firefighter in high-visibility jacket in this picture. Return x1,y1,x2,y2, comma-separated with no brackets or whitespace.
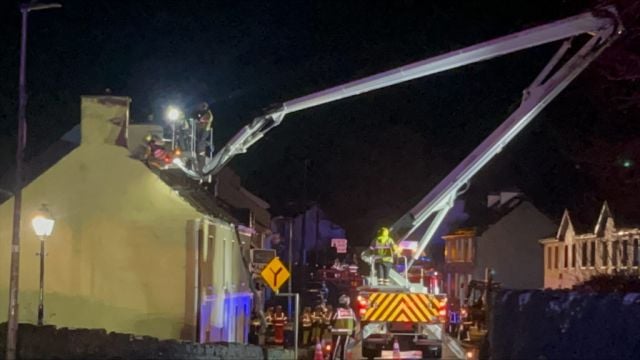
265,306,275,345
143,134,171,168
301,306,313,346
331,295,357,360
311,305,324,344
273,305,287,345
370,227,401,285
323,304,334,343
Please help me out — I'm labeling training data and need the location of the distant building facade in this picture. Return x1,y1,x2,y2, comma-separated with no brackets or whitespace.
271,205,346,266
443,191,556,300
540,202,640,289
442,228,475,300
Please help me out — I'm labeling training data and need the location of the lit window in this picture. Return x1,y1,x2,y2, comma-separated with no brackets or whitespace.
633,238,639,266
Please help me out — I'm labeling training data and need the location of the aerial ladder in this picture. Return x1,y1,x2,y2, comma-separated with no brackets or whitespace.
171,5,621,274
176,5,620,273
165,7,621,356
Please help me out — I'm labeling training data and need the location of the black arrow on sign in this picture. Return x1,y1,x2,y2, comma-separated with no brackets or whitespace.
269,266,284,287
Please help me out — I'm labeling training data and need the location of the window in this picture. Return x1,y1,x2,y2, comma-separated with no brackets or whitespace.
572,244,576,268
602,242,608,267
582,242,588,267
564,245,569,269
622,240,629,266
451,240,458,261
633,238,639,266
554,246,559,269
590,241,596,267
612,241,619,266
461,238,467,262
547,246,552,269
445,241,450,262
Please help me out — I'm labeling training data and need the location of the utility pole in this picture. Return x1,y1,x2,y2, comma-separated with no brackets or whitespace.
287,218,293,319
6,3,61,360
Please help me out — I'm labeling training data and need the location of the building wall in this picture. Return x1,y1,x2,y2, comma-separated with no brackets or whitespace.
473,201,556,289
541,210,640,289
443,231,475,300
0,96,246,340
191,219,252,343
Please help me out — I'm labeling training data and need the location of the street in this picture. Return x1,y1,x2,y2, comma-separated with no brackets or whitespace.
349,334,465,359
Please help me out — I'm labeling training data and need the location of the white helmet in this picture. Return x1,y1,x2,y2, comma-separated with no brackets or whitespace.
339,294,350,306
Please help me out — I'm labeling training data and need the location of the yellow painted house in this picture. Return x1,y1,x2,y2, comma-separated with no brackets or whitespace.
0,96,263,341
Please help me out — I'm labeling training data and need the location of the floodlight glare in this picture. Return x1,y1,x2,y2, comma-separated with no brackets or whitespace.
166,106,182,122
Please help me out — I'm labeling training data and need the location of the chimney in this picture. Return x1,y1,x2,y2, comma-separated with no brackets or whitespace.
80,95,131,147
487,193,500,208
487,190,522,209
500,191,520,206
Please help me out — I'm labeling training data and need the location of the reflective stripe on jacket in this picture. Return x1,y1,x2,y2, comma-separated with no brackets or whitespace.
373,235,397,262
331,307,355,334
302,314,312,327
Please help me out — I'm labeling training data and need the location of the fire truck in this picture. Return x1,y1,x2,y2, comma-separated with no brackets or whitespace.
156,6,622,359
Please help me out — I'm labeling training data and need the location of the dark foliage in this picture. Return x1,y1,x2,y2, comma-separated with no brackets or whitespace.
573,272,640,293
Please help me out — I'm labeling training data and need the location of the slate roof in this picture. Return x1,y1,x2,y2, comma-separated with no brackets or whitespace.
0,124,254,227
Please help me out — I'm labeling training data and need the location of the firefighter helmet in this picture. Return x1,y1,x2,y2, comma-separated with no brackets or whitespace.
339,294,350,306
377,227,390,237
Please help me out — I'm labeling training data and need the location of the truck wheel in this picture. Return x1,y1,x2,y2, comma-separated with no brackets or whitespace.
362,345,381,360
418,345,442,359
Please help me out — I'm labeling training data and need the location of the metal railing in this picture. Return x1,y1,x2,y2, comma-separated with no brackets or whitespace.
364,253,410,287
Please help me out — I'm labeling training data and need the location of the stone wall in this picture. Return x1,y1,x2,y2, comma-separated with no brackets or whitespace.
490,290,640,360
0,323,264,360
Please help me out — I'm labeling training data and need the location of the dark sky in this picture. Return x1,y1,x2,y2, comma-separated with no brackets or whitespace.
0,0,637,243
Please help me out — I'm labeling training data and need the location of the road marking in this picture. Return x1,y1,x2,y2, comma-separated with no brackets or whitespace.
444,335,466,359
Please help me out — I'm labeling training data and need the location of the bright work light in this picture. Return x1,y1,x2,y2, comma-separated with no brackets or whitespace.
166,106,182,122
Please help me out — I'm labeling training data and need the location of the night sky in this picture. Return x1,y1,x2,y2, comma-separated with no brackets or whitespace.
0,0,637,244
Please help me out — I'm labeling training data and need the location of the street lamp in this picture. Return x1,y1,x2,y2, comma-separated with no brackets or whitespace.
7,2,61,360
31,205,55,326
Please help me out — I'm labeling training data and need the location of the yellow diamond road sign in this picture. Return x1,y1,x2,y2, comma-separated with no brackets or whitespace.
260,257,290,292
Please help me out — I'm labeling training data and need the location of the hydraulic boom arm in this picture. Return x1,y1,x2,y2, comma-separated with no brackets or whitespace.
187,7,621,287
391,8,621,274
200,8,621,182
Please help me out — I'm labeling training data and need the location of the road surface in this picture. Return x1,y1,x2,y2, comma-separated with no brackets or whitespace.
350,334,465,359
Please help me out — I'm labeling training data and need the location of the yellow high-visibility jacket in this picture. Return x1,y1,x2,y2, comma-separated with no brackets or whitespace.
371,234,399,263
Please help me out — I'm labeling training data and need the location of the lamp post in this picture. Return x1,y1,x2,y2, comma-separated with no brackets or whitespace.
31,206,55,326
6,3,61,360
